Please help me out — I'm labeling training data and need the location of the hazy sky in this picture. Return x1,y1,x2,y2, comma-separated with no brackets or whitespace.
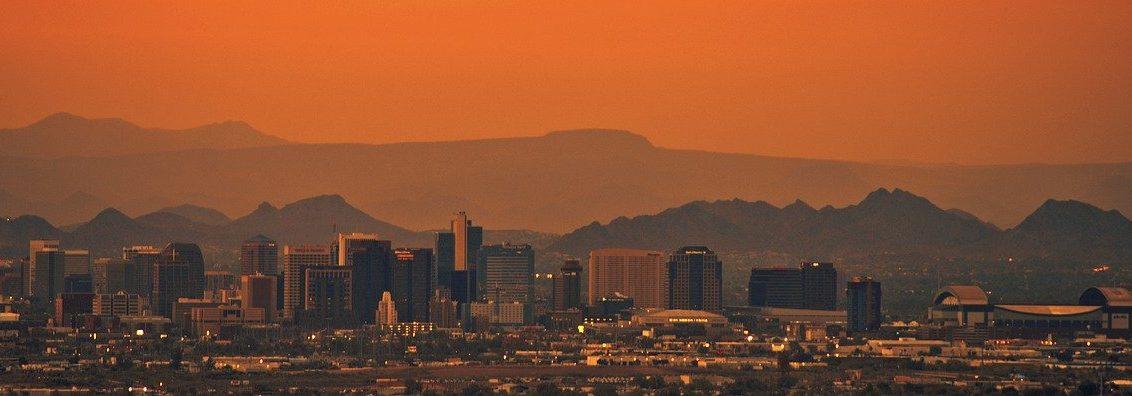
2,1,1129,164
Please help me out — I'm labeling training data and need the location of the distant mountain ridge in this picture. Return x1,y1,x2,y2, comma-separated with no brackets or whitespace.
547,188,1132,262
0,112,289,158
0,194,551,258
0,113,1129,232
0,189,1127,262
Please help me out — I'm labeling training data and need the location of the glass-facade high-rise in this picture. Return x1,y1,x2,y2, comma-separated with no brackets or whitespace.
801,262,838,311
747,262,839,311
392,248,434,323
152,243,205,317
436,212,483,304
478,244,534,304
122,245,160,302
748,268,804,308
552,259,583,311
240,235,279,276
336,233,393,324
304,265,353,325
667,246,722,312
32,249,66,304
847,277,882,333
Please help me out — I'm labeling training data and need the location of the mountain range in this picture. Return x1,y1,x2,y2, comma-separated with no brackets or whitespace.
1,188,1127,264
547,188,1132,262
0,113,1129,233
0,195,555,259
0,112,288,158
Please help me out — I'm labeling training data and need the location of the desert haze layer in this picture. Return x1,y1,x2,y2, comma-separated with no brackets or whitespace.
0,113,1129,232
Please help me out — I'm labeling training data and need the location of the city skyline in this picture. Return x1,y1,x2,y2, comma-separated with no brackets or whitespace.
0,2,1128,393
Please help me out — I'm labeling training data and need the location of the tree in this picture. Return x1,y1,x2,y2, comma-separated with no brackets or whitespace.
169,348,183,370
1077,380,1100,396
592,384,617,396
404,379,422,395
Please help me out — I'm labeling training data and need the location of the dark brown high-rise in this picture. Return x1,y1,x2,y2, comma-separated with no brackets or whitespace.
552,259,583,311
240,235,279,276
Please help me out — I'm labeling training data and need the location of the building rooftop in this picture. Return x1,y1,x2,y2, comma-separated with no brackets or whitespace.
639,309,726,320
933,285,989,306
1079,287,1132,307
995,305,1102,316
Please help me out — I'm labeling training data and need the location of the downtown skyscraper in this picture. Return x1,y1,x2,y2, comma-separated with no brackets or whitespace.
552,259,583,311
392,247,433,323
478,244,534,304
336,233,392,324
240,235,279,276
847,277,882,333
588,248,668,309
151,243,205,317
435,212,482,304
748,262,839,311
667,246,723,312
282,245,333,320
25,239,60,297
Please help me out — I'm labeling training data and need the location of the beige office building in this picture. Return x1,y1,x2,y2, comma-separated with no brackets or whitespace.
588,248,668,309
281,245,333,320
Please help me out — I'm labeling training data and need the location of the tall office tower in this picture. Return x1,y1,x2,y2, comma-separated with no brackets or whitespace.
434,232,455,294
552,259,583,311
31,249,66,301
478,244,534,304
336,233,393,324
748,268,804,308
846,277,882,334
801,262,838,311
151,243,206,317
376,291,398,325
63,250,91,277
91,258,126,294
451,212,483,272
282,245,333,320
240,235,279,276
25,240,60,296
429,290,459,328
392,248,433,323
667,246,723,312
240,274,278,323
304,265,353,323
588,248,667,309
122,245,160,299
437,212,483,301
92,291,145,317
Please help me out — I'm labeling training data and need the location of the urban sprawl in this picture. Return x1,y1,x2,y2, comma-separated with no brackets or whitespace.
0,212,1128,394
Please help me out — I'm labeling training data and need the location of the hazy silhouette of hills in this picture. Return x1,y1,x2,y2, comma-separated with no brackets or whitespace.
0,215,64,256
64,208,169,254
1,195,432,257
0,115,1129,232
225,194,428,246
547,188,1130,261
990,200,1132,261
0,112,289,158
0,190,1126,262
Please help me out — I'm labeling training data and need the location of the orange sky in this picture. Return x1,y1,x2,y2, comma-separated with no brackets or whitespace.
1,1,1129,164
